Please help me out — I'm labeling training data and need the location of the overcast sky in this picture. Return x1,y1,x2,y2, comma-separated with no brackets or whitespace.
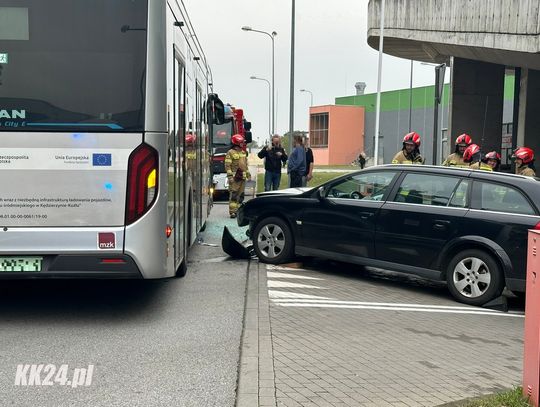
186,0,442,145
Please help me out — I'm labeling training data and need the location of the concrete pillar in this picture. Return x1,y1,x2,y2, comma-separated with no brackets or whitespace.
518,69,540,154
450,58,505,154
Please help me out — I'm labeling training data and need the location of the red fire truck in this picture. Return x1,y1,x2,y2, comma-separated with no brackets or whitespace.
211,105,252,197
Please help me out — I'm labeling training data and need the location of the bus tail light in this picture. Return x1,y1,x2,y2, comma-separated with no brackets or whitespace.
126,143,159,225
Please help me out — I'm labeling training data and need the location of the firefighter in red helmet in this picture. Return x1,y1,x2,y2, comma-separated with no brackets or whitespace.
225,134,250,218
484,151,501,172
392,132,424,164
442,134,472,167
463,144,492,171
512,147,536,177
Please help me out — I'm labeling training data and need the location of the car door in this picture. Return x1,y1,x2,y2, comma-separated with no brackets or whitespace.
376,172,470,269
466,179,540,286
300,171,398,259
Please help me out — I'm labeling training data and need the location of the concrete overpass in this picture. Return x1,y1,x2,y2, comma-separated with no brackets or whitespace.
367,0,540,166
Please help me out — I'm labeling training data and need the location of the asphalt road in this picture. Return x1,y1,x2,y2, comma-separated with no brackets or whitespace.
0,202,248,407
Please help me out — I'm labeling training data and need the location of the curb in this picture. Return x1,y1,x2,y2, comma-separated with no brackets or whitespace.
236,261,277,407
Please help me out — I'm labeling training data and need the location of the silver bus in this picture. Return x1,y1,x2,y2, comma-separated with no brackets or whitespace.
0,0,223,278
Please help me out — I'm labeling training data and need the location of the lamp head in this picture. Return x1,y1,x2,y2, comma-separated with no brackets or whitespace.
241,26,252,31
250,76,257,80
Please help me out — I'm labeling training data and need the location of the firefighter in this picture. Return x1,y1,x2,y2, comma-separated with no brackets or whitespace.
392,132,424,164
442,133,472,167
225,134,250,218
464,144,492,171
484,151,501,172
512,147,536,177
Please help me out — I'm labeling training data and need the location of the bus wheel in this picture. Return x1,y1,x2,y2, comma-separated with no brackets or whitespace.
175,259,187,278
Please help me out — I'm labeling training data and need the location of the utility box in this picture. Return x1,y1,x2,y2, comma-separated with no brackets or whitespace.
523,229,540,406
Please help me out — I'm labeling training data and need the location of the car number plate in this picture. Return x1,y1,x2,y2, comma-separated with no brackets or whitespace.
0,257,42,272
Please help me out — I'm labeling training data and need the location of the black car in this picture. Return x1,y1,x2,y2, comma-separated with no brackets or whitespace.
237,165,540,305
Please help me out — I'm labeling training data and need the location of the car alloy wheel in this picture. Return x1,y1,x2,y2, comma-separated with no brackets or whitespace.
252,216,295,264
446,249,503,306
452,257,491,298
257,224,286,259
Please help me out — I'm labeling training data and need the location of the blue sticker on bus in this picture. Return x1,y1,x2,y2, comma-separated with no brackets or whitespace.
92,153,112,166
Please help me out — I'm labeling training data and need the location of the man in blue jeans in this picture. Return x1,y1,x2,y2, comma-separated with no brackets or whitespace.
258,135,288,191
287,135,306,188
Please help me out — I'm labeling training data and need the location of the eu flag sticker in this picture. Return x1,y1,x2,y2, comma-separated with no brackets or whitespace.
92,153,112,166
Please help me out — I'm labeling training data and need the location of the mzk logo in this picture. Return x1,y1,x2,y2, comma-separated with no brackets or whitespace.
0,110,26,119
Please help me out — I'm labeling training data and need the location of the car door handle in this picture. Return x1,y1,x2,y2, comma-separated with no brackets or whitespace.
360,212,374,220
433,220,451,230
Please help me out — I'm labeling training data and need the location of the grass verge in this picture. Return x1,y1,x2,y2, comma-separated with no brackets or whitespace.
256,172,346,193
450,388,530,407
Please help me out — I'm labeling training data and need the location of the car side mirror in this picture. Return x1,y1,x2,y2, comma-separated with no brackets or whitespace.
317,187,325,200
244,131,253,144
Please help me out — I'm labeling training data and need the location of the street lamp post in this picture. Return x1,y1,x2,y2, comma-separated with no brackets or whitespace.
299,89,314,106
289,0,296,154
374,0,386,166
242,26,277,136
250,76,272,138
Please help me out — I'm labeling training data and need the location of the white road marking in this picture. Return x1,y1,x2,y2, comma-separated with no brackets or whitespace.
267,281,328,289
267,271,323,280
268,290,332,300
273,302,524,318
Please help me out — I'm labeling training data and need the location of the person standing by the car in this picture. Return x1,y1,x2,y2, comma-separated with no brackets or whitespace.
484,151,501,171
442,134,472,167
225,134,250,218
302,136,314,187
463,144,492,171
287,135,306,188
513,147,536,177
392,132,424,164
258,135,287,191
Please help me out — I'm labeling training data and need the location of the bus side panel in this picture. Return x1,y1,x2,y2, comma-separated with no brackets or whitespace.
145,0,167,134
123,132,171,279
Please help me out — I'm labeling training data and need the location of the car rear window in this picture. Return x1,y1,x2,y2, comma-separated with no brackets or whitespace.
474,181,536,215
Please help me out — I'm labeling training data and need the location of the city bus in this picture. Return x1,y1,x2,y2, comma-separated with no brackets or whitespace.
0,0,223,278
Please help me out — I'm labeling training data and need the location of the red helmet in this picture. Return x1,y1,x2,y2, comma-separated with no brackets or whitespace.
513,147,534,164
403,132,421,147
456,134,472,146
231,134,245,146
463,144,481,163
185,133,195,144
485,151,501,161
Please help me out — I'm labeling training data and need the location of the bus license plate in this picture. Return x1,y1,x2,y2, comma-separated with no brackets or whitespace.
0,257,42,272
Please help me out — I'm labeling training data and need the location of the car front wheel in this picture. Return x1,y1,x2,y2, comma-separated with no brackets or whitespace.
446,249,504,306
253,217,294,264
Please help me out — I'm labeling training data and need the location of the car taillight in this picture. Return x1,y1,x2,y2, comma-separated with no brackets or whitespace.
213,155,225,162
126,143,159,225
534,221,540,230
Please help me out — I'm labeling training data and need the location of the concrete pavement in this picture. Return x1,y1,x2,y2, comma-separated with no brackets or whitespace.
238,259,525,407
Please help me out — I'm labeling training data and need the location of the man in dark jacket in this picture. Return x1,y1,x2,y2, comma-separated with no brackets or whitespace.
258,135,288,191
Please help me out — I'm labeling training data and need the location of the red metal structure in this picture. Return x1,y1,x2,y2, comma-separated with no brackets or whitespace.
523,229,540,406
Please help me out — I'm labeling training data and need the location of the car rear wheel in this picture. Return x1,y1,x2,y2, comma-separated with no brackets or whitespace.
253,217,294,264
446,249,504,306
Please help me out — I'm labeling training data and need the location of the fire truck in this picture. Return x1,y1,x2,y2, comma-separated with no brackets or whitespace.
211,105,252,197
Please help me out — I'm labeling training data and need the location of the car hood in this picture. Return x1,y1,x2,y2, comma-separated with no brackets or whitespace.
256,187,312,197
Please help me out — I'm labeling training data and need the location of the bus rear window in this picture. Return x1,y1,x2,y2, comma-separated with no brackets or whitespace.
0,1,147,132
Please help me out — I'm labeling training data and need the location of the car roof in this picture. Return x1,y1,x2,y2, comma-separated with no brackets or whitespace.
372,164,539,183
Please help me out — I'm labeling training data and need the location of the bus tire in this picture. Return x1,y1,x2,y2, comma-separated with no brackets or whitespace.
175,259,187,278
